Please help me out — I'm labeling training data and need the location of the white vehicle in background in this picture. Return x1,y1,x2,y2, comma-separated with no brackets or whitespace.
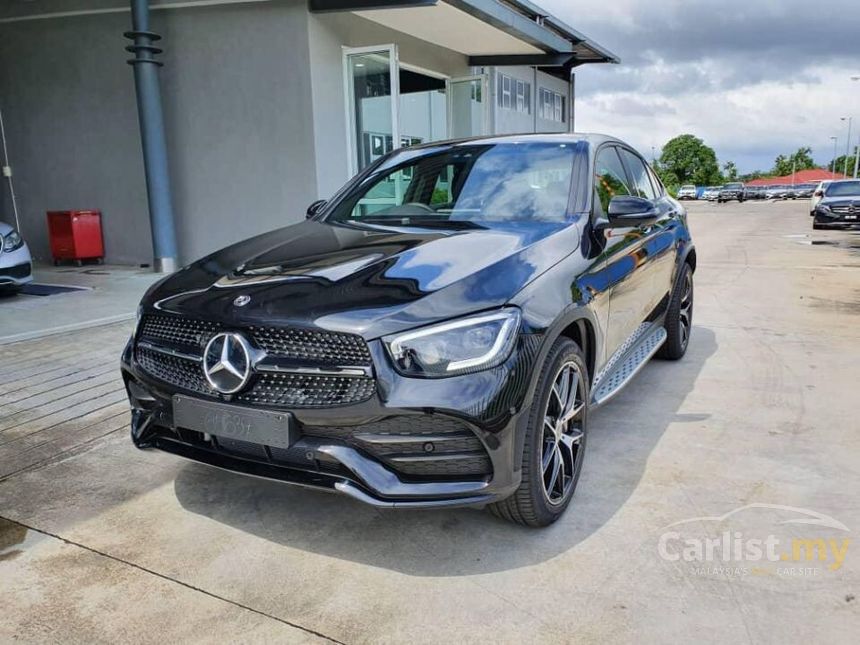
677,184,698,200
810,180,832,215
703,186,722,201
0,220,33,295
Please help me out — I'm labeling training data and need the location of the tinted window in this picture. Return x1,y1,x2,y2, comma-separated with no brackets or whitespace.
327,143,575,223
594,147,633,214
619,149,656,199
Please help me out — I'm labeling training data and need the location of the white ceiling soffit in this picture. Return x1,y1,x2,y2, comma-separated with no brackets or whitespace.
353,2,543,56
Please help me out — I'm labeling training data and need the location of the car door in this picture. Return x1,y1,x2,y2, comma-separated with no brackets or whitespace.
593,145,676,363
617,147,677,322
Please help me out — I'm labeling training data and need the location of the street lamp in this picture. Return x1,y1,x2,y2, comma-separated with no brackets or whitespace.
840,116,852,176
830,136,838,173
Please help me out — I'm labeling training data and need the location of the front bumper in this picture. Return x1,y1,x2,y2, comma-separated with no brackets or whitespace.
814,211,860,227
0,244,34,287
121,332,539,508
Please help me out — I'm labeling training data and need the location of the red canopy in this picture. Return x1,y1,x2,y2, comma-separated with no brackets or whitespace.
746,169,849,186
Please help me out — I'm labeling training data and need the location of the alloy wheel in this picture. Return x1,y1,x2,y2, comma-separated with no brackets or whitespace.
679,271,693,349
541,361,586,505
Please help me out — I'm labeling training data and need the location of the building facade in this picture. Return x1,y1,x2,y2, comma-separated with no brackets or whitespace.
0,0,617,266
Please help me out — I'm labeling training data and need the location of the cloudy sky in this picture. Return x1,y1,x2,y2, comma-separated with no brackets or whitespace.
541,0,860,173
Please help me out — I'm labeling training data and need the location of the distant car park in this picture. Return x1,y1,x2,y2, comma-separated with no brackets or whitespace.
703,186,721,201
718,182,745,203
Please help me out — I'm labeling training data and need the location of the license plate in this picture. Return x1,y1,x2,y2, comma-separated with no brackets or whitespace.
173,395,295,449
845,215,857,220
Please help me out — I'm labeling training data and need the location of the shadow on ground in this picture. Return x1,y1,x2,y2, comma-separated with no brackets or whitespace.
174,326,718,576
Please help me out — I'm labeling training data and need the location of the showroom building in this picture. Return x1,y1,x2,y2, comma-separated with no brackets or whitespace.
0,0,617,266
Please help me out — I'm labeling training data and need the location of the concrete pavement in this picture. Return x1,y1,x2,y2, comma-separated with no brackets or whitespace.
1,199,858,643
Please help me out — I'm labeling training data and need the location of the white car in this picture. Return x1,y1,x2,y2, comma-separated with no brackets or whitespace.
810,180,832,215
0,220,33,295
677,184,698,200
703,186,721,201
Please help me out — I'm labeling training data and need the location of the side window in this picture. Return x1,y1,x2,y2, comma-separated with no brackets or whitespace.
619,149,656,199
594,147,632,214
646,165,664,196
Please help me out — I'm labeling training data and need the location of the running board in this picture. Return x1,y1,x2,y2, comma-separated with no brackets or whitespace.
591,326,667,407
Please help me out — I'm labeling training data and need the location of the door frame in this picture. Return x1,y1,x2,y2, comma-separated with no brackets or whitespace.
446,74,490,138
342,44,400,177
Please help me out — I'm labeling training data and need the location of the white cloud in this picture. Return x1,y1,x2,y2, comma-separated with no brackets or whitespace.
540,0,860,172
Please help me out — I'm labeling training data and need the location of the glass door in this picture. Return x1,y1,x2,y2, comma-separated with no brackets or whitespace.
344,45,400,177
447,75,488,139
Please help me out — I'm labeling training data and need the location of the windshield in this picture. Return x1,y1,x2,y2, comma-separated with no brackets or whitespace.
326,143,575,225
825,181,860,197
724,183,743,189
681,185,695,190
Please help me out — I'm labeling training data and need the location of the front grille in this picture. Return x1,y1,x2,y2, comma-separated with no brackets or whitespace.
248,326,371,366
831,205,859,214
236,372,376,408
138,314,372,365
135,313,375,407
0,262,32,280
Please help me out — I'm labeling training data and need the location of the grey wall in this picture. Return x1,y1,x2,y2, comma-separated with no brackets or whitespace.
0,12,151,264
0,0,316,265
534,70,569,134
159,0,317,262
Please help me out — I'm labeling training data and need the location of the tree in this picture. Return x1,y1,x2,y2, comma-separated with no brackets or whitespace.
829,147,859,177
723,161,739,182
772,146,815,176
658,134,721,186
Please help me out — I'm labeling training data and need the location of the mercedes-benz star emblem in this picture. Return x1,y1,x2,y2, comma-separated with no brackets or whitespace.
203,332,253,394
233,294,251,307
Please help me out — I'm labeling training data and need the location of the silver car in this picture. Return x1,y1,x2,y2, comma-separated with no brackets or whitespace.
0,220,33,294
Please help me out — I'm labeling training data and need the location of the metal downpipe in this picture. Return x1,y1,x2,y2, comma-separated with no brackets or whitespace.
124,0,178,273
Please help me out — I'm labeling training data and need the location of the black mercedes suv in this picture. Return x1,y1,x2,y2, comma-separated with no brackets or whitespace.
122,134,696,527
812,179,860,229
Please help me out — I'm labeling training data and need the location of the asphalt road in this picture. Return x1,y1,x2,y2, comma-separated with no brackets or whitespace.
1,199,858,643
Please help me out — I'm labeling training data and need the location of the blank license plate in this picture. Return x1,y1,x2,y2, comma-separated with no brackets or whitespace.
173,395,295,449
845,215,857,220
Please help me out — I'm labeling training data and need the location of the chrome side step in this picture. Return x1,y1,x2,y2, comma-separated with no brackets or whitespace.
591,326,667,407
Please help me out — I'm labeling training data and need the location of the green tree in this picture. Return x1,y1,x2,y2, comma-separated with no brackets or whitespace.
723,161,739,182
829,147,858,177
773,146,815,176
658,134,721,186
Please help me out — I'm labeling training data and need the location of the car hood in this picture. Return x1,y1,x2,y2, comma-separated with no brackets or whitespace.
820,197,860,207
143,218,578,339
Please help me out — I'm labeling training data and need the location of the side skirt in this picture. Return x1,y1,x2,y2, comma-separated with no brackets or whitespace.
590,322,667,407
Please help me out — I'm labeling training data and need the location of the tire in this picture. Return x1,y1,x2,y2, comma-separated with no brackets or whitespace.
488,337,588,527
657,263,693,360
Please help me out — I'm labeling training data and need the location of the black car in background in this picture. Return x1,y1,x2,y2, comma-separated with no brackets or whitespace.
121,134,696,527
718,182,745,202
812,179,860,229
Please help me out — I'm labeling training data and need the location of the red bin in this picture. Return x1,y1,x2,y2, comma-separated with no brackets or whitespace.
47,210,105,265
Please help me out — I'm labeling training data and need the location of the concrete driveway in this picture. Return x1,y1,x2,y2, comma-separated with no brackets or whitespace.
1,200,858,643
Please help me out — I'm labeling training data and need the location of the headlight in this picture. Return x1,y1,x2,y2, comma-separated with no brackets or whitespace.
2,229,23,252
817,204,833,215
384,309,521,377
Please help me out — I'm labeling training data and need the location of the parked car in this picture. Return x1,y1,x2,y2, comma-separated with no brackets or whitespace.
743,186,763,200
793,183,816,199
0,220,33,295
121,134,696,527
812,179,860,229
765,185,788,200
703,186,721,201
810,180,833,215
718,182,745,203
677,184,697,200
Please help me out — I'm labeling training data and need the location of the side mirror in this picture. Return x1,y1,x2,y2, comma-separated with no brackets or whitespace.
605,195,659,227
306,199,327,219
